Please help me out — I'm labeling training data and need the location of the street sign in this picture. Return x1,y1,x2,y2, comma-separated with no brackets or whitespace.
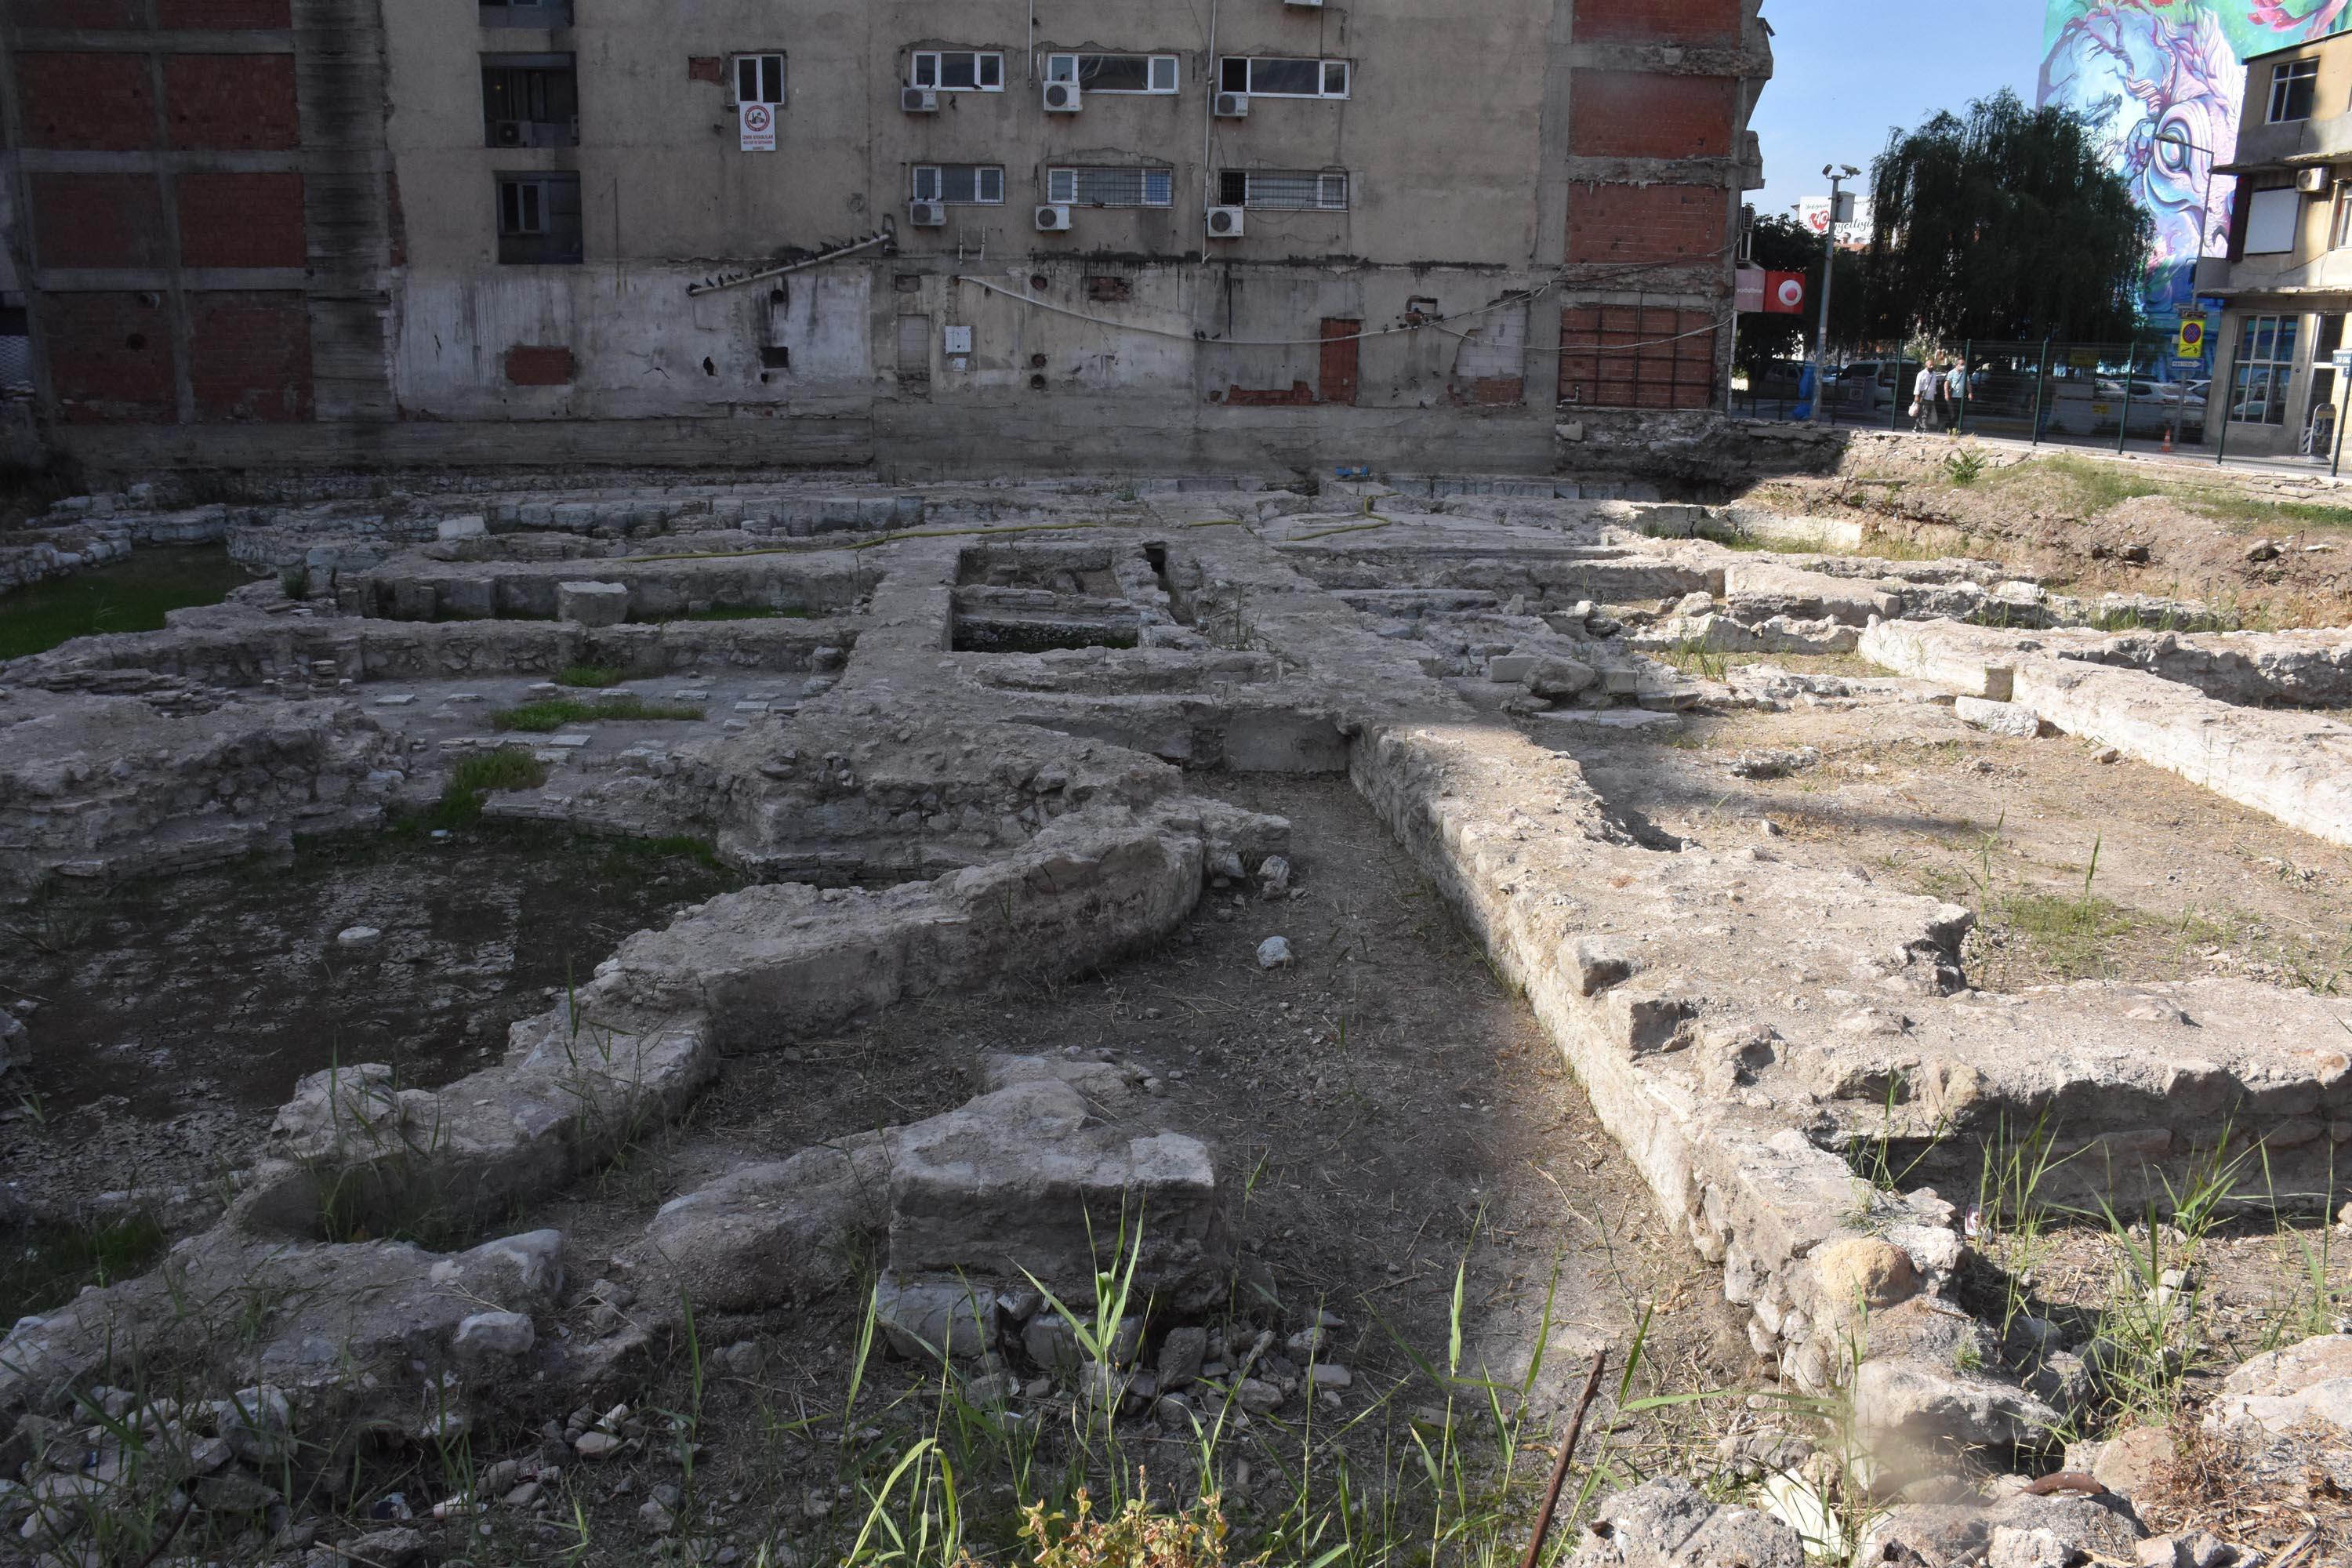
2333,347,2352,376
739,102,775,152
1734,266,1763,314
2176,319,2207,361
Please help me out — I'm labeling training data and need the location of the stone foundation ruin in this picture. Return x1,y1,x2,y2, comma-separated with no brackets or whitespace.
2,462,2349,1565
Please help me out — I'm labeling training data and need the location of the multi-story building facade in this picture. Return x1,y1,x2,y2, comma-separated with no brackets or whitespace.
0,0,1770,477
2207,30,2352,462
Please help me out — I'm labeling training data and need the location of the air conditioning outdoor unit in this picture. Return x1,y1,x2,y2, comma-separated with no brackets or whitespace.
1035,204,1073,232
1206,205,1246,239
1213,92,1250,118
1043,79,1083,112
901,86,939,113
494,119,528,146
909,200,948,227
2298,165,2332,193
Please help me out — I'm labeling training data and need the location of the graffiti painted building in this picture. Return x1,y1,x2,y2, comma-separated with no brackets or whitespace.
2039,0,2352,338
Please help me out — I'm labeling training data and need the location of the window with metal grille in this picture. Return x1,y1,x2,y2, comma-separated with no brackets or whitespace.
911,50,1004,91
912,164,1005,205
2229,313,2300,425
481,53,578,146
1217,56,1349,98
1043,53,1179,93
1558,303,1718,412
732,53,784,106
496,172,583,264
1046,166,1173,208
2270,57,2318,123
1218,170,1348,210
480,0,572,24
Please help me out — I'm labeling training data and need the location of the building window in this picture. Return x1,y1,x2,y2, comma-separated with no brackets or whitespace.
497,172,583,264
1047,166,1174,208
732,53,784,106
2332,185,2352,249
912,164,1004,205
1218,169,1348,210
2269,57,2319,123
1044,53,1178,93
2229,313,2300,425
1217,56,1349,99
2244,184,2301,255
910,50,1004,91
482,54,578,147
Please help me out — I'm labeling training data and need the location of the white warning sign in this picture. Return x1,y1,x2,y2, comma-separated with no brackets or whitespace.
739,102,775,153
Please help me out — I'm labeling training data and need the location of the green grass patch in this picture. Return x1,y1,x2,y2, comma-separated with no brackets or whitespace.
1982,453,2161,514
426,748,550,829
0,547,250,662
2186,495,2352,533
554,662,627,688
1994,891,2143,979
492,696,703,733
0,1215,165,1324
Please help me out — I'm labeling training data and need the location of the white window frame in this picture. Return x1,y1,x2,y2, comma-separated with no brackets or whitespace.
912,163,1005,205
1218,56,1350,100
2230,312,2300,426
1043,53,1180,93
1046,165,1174,208
2269,57,2319,123
910,50,1004,92
731,53,785,107
499,176,546,235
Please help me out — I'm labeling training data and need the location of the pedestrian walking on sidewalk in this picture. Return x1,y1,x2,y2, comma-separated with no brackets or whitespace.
1944,361,1967,434
1911,361,1941,433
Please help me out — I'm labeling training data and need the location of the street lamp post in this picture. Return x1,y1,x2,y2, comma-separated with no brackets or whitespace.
2151,129,2222,454
1809,163,1860,424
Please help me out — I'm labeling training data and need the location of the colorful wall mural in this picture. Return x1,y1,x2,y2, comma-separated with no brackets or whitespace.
2041,1,2352,332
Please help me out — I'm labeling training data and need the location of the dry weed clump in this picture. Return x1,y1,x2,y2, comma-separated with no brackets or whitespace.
981,1486,1255,1568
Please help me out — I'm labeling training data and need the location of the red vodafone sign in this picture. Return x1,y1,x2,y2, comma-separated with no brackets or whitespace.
1766,270,1806,314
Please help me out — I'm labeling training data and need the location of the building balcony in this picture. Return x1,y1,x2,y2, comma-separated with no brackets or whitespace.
2223,110,2352,171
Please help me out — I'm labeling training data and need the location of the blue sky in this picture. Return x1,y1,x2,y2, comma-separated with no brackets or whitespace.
1749,0,2047,214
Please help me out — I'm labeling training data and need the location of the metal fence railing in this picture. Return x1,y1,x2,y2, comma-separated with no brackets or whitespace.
1733,339,2222,462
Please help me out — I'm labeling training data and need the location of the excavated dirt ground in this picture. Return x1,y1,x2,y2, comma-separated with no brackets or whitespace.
0,830,738,1250
428,777,1751,1565
1749,446,2352,627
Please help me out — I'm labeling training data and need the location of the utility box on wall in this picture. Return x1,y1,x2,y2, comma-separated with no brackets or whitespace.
942,325,973,355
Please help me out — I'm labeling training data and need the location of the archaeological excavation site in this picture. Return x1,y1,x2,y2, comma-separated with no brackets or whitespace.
3,433,2352,1568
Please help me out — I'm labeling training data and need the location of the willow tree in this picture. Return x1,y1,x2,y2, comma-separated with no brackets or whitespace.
1867,90,2151,346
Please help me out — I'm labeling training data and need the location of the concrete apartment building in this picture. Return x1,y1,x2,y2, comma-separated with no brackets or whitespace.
0,0,1771,477
2209,28,2352,462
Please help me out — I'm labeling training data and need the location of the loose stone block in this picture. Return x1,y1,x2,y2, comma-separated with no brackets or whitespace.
556,581,630,627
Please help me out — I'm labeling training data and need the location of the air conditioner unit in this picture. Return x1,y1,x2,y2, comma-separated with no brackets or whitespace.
1206,205,1246,239
909,200,948,227
1213,92,1250,118
1035,204,1073,232
901,86,939,113
2298,165,2332,193
493,119,528,147
1042,79,1082,112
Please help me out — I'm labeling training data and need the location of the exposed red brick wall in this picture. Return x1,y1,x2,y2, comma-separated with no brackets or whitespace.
165,53,298,151
1570,71,1736,159
176,172,305,267
1221,382,1316,407
1576,0,1742,44
30,173,167,268
1567,183,1727,263
17,53,154,151
1461,376,1525,406
156,0,292,25
45,292,176,423
688,56,724,84
1559,304,1719,411
504,346,575,385
9,0,147,27
189,290,311,421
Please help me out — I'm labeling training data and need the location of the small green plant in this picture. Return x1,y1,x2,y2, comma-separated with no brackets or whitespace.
1944,446,1987,487
427,748,550,829
554,662,628,688
491,696,704,732
278,563,311,599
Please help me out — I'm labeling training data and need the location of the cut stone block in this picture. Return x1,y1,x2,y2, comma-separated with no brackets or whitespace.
556,580,630,627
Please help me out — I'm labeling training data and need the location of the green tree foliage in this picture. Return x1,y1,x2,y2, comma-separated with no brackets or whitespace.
1867,89,2151,344
1735,212,1865,376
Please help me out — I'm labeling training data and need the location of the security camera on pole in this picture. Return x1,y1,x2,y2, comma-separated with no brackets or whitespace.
1809,164,1859,423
